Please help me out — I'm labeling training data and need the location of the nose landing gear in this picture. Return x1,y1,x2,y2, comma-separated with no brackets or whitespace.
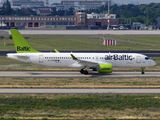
141,67,145,74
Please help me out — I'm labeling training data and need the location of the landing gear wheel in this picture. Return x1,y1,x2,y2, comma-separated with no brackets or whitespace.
80,69,84,74
142,70,145,74
141,67,145,74
84,70,88,75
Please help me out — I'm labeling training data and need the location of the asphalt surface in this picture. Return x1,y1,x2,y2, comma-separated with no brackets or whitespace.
0,71,160,94
3,29,160,35
0,71,159,78
0,88,160,94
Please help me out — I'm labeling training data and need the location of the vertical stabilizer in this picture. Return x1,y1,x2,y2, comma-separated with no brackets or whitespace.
10,29,40,53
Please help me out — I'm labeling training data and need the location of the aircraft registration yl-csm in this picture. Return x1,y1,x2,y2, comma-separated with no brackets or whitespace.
7,29,156,75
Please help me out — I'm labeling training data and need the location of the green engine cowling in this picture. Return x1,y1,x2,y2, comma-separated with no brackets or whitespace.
98,64,113,73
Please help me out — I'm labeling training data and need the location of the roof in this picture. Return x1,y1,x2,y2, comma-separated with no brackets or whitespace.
38,9,51,14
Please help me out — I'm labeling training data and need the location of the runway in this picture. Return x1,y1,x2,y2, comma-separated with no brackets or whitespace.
0,71,160,78
0,88,160,94
1,71,160,94
3,29,160,35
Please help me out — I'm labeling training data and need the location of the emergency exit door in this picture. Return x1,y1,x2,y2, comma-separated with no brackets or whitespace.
39,55,43,63
136,56,141,63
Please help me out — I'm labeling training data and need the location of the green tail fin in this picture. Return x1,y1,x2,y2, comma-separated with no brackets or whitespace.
10,29,40,53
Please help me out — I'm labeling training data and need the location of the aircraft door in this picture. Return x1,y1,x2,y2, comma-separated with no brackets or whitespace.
136,56,141,63
39,55,43,63
95,56,99,61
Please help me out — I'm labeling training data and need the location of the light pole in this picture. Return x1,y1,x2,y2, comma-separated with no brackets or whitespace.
107,0,110,30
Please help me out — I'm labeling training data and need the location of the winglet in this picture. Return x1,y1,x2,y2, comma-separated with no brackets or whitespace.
10,29,40,53
54,49,60,53
71,54,78,60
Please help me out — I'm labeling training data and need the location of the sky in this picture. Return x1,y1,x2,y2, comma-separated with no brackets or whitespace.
48,0,160,5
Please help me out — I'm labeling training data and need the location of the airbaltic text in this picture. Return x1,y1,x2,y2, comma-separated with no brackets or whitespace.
17,46,30,51
105,54,133,60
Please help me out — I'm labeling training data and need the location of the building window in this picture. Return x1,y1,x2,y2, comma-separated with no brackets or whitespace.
80,14,85,17
111,16,114,19
80,18,85,21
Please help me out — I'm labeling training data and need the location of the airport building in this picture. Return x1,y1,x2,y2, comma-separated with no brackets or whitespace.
52,0,112,10
0,10,118,29
0,16,75,28
9,0,45,8
87,12,117,27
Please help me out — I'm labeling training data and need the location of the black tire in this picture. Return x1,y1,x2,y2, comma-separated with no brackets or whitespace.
141,69,145,74
80,69,84,74
84,70,88,75
142,71,145,74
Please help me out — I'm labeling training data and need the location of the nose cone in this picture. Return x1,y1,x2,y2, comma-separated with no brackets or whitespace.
152,60,156,66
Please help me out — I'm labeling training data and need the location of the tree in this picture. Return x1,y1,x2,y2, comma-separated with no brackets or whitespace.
51,7,57,16
1,0,11,15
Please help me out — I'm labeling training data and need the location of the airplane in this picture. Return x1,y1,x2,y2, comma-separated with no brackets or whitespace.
7,29,156,75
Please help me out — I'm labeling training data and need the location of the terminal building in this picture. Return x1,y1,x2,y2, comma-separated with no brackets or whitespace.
0,10,118,29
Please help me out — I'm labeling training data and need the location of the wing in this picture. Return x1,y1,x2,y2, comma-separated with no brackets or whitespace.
70,54,112,67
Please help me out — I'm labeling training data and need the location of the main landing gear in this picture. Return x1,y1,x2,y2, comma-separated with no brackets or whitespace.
141,67,145,74
80,69,88,75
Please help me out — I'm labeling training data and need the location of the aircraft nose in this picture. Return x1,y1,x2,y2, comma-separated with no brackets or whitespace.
152,60,156,66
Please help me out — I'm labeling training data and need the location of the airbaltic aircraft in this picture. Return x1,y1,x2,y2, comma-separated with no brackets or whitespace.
7,29,156,75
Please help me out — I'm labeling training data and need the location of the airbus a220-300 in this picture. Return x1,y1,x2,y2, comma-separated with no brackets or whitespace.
7,29,156,75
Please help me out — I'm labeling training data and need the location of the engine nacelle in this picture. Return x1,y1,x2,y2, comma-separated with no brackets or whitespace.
97,64,113,73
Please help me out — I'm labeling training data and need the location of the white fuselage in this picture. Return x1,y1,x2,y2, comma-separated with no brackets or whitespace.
7,52,156,69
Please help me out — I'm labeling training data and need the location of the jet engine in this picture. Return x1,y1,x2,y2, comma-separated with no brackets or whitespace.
97,64,113,73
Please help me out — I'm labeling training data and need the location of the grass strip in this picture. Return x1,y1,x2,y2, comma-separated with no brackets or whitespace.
1,35,160,51
0,78,160,88
0,94,160,119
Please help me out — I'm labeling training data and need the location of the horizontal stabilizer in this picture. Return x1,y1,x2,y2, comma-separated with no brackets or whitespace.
7,53,29,59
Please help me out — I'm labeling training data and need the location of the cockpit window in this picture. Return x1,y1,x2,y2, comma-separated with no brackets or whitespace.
145,57,150,60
